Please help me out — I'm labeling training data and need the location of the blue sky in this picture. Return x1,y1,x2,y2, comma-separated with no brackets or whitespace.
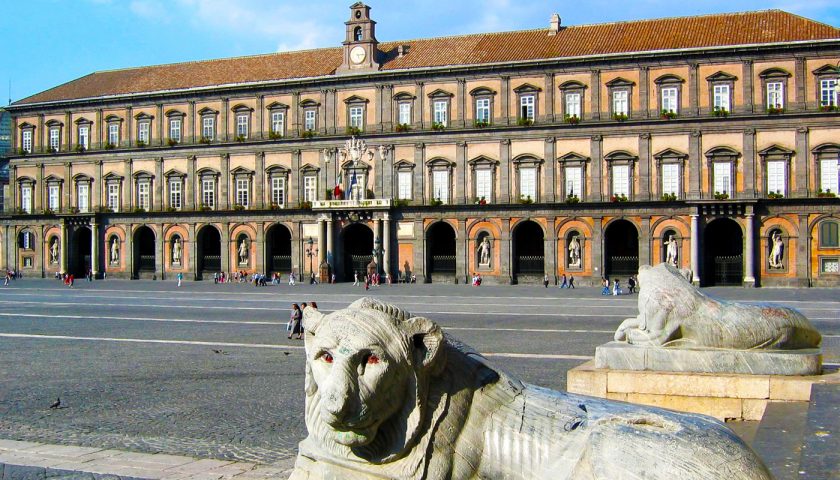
2,0,839,103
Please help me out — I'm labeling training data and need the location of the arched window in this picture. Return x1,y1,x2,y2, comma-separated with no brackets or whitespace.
820,221,839,248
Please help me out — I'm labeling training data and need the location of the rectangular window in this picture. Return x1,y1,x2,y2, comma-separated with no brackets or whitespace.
349,106,364,130
48,185,60,211
565,167,582,198
236,178,249,207
202,179,215,209
565,93,581,118
22,233,31,250
138,122,150,143
169,179,182,210
519,167,536,200
49,128,60,151
432,170,449,204
107,184,120,212
271,177,285,206
202,117,215,139
397,171,412,200
612,165,630,197
303,176,317,203
398,103,411,125
21,185,32,213
77,183,89,213
821,257,840,274
304,110,316,131
767,82,784,109
236,114,248,137
78,126,89,149
820,79,838,107
661,87,678,114
661,163,680,197
821,159,839,194
475,98,490,122
520,95,535,120
766,161,786,196
713,162,732,195
169,119,181,142
433,101,448,126
612,90,628,116
108,124,119,145
475,169,492,202
137,182,150,210
713,84,730,111
22,130,32,153
271,112,285,135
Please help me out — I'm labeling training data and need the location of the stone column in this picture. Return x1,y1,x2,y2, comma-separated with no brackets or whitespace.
797,214,810,287
291,149,301,205
63,162,71,212
324,89,335,135
123,159,132,211
65,111,72,151
744,212,756,287
689,130,702,199
326,217,334,272
91,220,100,277
125,223,133,278
60,222,68,275
220,153,230,210
413,143,425,205
189,101,196,143
639,67,650,118
456,142,466,204
688,63,699,116
589,70,601,120
221,98,230,142
94,161,102,210
456,79,466,128
154,157,163,211
255,223,265,274
221,222,230,274
589,135,603,202
8,166,17,213
381,146,392,199
544,137,556,203
157,223,165,280
592,218,603,280
383,214,391,279
188,223,197,280
500,76,510,125
795,127,809,197
376,146,385,198
545,218,557,283
414,82,424,130
456,218,467,283
544,73,555,122
35,163,43,212
500,139,511,203
318,215,327,265
186,156,196,210
412,218,424,281
257,94,265,139
373,218,382,272
690,214,700,285
639,216,651,267
500,218,512,283
742,60,754,114
743,129,756,198
157,104,164,146
382,84,394,132
291,92,300,137
638,133,651,201
255,152,265,209
95,109,103,149
794,57,807,111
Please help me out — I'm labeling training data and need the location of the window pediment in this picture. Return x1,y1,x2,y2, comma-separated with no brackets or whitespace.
811,143,840,155
43,175,63,184
103,172,124,182
265,165,290,175
605,151,638,164
134,112,154,121
558,152,589,164
266,102,289,111
343,95,369,104
300,163,320,173
705,71,738,82
605,77,635,87
468,155,499,167
299,99,321,108
427,89,453,99
653,148,688,162
72,173,93,182
426,157,454,168
18,122,35,129
45,119,63,127
558,80,586,90
165,109,185,118
513,83,542,93
705,146,741,161
469,87,497,97
198,107,218,116
653,74,685,85
393,159,415,170
230,166,254,176
196,167,220,177
17,176,35,184
164,169,185,178
74,117,93,125
758,145,794,159
812,64,839,75
133,170,154,180
393,91,416,101
341,159,370,171
231,104,254,113
104,115,122,123
759,67,791,79
512,154,544,165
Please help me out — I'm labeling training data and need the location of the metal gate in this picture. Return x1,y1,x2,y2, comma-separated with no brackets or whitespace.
516,255,545,273
82,255,91,273
138,254,155,271
271,255,291,272
350,254,371,276
607,256,639,277
201,255,221,272
713,255,743,286
430,255,456,273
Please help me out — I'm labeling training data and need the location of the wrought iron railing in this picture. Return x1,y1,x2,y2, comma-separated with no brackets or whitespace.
350,255,372,275
607,256,639,276
271,255,291,272
138,254,155,271
201,255,221,272
713,255,743,286
516,255,545,273
430,255,456,273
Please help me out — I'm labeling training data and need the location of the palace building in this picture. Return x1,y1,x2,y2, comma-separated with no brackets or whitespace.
2,3,839,286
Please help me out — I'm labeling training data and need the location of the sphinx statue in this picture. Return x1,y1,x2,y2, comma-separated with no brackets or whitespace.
290,298,771,479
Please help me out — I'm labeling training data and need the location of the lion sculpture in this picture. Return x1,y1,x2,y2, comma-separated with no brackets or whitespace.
614,263,821,349
289,297,771,479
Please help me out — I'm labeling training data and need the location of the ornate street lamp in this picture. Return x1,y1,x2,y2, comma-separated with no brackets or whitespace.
305,237,319,281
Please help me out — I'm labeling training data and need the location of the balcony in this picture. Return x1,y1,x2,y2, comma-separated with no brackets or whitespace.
312,198,391,210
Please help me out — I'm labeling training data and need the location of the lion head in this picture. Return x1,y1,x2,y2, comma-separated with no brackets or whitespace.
301,298,446,463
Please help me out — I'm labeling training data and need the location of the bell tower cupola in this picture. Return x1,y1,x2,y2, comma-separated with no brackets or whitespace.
337,2,380,74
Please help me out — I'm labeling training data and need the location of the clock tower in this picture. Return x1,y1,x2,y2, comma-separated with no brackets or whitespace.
337,2,380,75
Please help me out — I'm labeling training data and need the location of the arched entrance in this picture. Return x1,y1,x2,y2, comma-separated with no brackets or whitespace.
604,219,639,278
197,226,221,279
341,223,373,281
71,227,92,277
426,222,456,281
265,224,292,275
512,220,545,282
133,226,156,278
703,218,743,286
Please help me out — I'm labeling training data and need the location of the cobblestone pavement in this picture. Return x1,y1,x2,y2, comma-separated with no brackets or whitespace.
0,279,838,469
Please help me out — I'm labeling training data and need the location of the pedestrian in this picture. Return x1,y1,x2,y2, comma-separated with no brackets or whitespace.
3,271,10,286
612,278,621,296
213,272,218,284
177,272,183,287
627,276,636,294
568,275,575,289
69,274,74,288
353,271,359,286
543,274,549,288
559,273,567,288
288,303,303,340
364,275,370,291
331,273,336,284
601,277,610,295
289,272,296,286
310,301,318,309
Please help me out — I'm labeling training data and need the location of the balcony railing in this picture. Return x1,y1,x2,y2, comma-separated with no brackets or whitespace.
312,198,392,210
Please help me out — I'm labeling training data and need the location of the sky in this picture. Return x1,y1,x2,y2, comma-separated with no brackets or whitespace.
2,0,839,103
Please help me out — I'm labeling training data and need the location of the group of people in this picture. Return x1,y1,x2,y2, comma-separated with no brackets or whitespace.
288,301,318,340
352,271,396,290
601,276,638,296
471,273,483,286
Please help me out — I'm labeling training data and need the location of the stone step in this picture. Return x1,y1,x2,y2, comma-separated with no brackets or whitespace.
749,401,809,480
798,383,840,480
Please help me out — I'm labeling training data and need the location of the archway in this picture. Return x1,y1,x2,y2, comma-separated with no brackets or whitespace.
71,227,92,277
197,226,221,279
341,223,373,281
512,220,545,281
703,218,743,286
427,222,456,280
133,226,156,278
265,224,292,275
604,219,639,278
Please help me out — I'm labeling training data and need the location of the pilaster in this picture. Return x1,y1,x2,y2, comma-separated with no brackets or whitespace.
592,217,603,279
638,133,651,201
639,216,651,267
589,70,601,120
255,152,265,209
689,130,702,199
742,60,754,114
500,76,510,125
794,57,806,110
499,218,512,283
690,214,700,285
500,139,511,203
383,214,392,278
743,129,756,198
797,214,810,286
544,137,556,203
186,156,196,210
456,141,466,204
292,149,301,204
63,162,71,212
413,143,425,205
221,222,230,274
639,67,650,118
589,135,603,202
544,73,555,122
220,153,230,210
456,79,466,128
154,157,163,211
688,63,699,116
744,210,756,287
795,127,809,197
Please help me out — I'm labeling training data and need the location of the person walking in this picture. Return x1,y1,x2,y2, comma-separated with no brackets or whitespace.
601,278,610,295
559,274,567,288
543,274,550,288
353,271,359,286
289,272,296,286
612,278,621,296
177,272,183,287
288,303,303,340
568,275,575,289
627,275,636,294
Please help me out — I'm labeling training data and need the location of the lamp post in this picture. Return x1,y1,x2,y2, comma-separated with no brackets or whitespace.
305,237,318,282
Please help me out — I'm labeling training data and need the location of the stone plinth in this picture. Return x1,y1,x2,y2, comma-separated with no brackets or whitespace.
595,341,822,376
567,361,840,421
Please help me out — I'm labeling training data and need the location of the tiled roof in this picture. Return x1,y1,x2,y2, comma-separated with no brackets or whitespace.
15,10,840,106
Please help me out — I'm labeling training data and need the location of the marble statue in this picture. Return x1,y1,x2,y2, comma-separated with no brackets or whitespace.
50,238,60,264
568,235,581,267
290,298,771,480
172,238,182,264
477,236,491,266
769,231,784,269
664,234,679,266
614,263,821,349
110,238,119,264
238,238,249,264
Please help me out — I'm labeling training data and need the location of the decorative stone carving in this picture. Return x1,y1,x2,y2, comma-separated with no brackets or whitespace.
172,238,182,265
110,237,120,265
50,237,60,264
568,234,581,268
238,238,249,265
290,298,771,479
342,136,369,168
664,234,679,266
477,236,491,267
614,263,821,349
769,231,784,269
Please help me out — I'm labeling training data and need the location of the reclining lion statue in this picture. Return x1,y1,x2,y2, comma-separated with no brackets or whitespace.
289,297,770,479
614,263,821,349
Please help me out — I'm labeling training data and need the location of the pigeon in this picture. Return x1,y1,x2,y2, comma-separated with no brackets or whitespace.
49,398,61,409
211,349,229,355
283,352,290,356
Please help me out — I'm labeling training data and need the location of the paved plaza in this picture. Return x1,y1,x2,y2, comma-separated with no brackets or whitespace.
0,279,838,473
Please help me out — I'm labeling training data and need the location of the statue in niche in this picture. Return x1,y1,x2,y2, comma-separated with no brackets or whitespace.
50,238,60,264
110,238,120,264
172,238,182,265
238,238,249,265
769,231,784,269
568,235,581,268
477,236,491,266
664,234,679,266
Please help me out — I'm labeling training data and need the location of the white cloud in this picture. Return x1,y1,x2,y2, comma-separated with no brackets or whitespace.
129,0,165,19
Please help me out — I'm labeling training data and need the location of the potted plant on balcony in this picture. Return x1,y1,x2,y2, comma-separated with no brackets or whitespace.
713,191,730,200
346,126,362,136
135,140,147,148
199,136,212,144
301,130,317,139
767,190,784,199
431,122,446,131
661,193,677,201
613,113,629,122
429,197,444,207
610,193,628,202
474,120,490,128
565,194,580,204
660,110,678,120
474,196,488,205
564,114,580,125
518,194,534,205
167,138,179,147
819,105,838,112
712,106,729,117
104,142,116,150
817,188,837,198
74,144,86,153
268,130,283,140
395,123,411,133
766,105,784,115
234,135,246,143
516,117,534,127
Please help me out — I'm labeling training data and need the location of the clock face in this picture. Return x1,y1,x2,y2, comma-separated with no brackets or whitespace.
350,46,366,64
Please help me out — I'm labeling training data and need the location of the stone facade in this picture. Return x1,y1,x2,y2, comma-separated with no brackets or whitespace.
2,5,839,286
